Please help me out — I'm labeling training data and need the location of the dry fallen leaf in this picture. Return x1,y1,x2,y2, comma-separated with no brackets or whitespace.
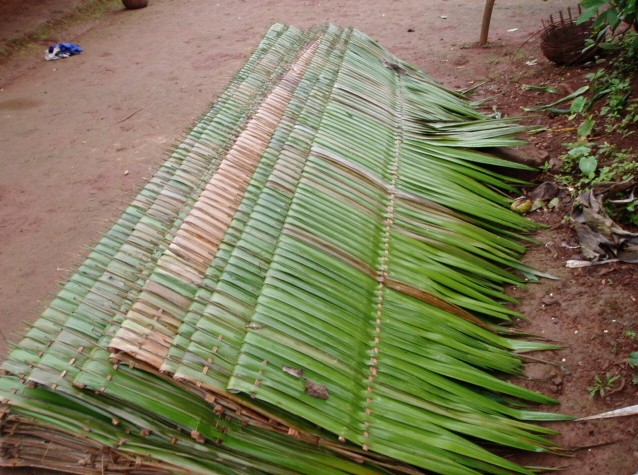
572,190,638,264
305,379,329,400
282,365,304,379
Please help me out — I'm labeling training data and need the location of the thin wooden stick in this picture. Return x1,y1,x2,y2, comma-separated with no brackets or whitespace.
115,104,148,125
479,0,496,46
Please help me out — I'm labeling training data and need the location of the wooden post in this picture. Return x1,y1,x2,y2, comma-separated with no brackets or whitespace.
479,0,496,45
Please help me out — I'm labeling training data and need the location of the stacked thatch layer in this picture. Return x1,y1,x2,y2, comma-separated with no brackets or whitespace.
1,24,566,475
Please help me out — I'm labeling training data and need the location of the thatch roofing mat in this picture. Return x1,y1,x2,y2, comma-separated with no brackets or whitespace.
0,24,569,474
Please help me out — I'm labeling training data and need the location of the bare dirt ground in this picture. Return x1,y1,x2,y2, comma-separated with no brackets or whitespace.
0,1,636,474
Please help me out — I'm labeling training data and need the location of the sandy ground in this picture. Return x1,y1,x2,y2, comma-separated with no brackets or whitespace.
4,1,636,474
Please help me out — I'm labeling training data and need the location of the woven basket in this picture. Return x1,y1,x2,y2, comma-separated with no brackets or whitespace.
541,20,596,65
122,0,148,9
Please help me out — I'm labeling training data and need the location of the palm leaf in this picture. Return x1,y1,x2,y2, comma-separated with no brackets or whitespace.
0,23,569,475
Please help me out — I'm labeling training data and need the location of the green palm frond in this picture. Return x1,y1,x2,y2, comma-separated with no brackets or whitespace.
1,23,568,475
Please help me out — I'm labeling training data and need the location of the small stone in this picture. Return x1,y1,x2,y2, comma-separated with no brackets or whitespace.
529,182,559,201
489,144,549,169
541,295,560,306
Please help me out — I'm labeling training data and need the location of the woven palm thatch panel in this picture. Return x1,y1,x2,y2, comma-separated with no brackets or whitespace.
1,23,566,475
1,25,391,475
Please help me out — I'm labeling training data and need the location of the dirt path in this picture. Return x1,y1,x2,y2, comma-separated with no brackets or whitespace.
2,1,636,474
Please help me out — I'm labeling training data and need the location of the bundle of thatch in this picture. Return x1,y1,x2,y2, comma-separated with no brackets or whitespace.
0,24,566,475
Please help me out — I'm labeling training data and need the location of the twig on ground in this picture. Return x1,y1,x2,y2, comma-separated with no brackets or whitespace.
115,104,148,125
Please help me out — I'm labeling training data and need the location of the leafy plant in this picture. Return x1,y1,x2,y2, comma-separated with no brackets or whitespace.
570,95,589,117
583,70,633,121
588,372,622,398
579,154,599,179
547,27,638,226
617,100,638,134
577,116,596,139
557,142,597,186
572,143,638,225
558,142,638,206
628,352,638,384
579,0,638,34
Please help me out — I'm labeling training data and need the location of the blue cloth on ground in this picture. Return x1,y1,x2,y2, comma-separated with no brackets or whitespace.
45,43,84,61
